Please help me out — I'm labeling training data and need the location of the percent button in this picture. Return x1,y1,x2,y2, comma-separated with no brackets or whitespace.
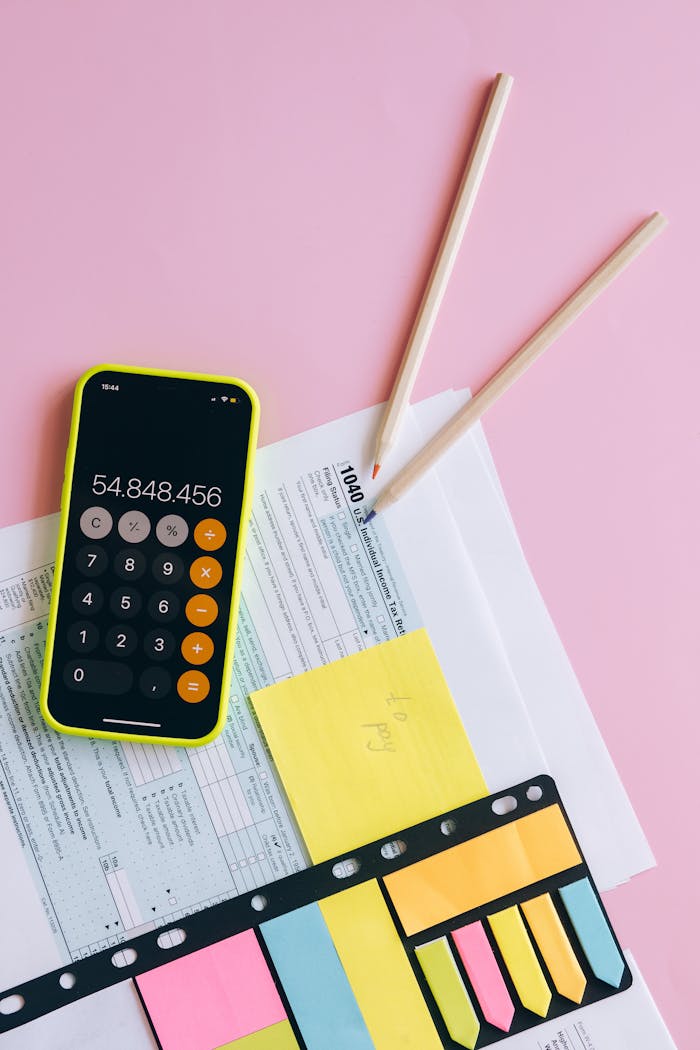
156,514,189,548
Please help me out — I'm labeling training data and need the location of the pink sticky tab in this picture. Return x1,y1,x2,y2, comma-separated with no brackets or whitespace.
136,930,286,1050
452,923,515,1032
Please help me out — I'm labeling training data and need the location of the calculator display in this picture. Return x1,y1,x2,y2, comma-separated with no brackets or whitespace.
42,368,256,743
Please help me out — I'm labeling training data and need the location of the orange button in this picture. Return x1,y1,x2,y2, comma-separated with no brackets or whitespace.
189,556,222,589
185,593,218,628
194,518,227,551
181,631,214,665
177,670,210,703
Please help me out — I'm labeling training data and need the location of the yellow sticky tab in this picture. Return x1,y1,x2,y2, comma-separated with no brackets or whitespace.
488,907,552,1017
384,805,581,935
251,629,486,861
319,881,443,1050
415,939,480,1048
521,894,586,1003
216,1019,299,1048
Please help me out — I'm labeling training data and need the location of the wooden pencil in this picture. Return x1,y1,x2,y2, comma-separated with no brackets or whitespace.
364,211,668,523
372,72,514,479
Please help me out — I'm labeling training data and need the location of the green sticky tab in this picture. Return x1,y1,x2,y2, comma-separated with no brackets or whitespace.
415,938,480,1049
216,1019,300,1049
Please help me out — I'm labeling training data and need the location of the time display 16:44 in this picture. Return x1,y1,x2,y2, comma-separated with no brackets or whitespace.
91,475,222,507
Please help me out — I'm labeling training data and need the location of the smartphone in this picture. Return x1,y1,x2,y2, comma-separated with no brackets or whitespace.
39,365,259,746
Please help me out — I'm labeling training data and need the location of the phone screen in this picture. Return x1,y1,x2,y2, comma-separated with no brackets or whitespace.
44,368,255,742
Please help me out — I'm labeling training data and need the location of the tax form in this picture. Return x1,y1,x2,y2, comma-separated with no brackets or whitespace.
0,393,651,994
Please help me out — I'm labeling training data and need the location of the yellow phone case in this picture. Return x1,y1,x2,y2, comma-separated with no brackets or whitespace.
39,364,259,747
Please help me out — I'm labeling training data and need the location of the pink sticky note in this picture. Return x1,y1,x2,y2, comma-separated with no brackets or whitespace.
451,922,514,1032
136,930,287,1050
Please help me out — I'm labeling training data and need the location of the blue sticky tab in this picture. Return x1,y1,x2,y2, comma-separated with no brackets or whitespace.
261,902,374,1050
559,878,625,988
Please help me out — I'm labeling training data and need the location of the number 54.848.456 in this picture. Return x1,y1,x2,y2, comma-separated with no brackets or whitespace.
91,475,222,507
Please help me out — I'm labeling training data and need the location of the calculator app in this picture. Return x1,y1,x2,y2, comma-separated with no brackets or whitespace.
45,370,254,741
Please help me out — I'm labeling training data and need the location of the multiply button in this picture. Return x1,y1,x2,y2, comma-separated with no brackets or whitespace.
189,556,222,589
185,594,218,627
117,510,151,543
194,518,226,551
80,507,113,540
177,670,210,703
181,632,214,665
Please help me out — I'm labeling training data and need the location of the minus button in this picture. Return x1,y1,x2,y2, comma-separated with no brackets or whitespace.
185,593,218,628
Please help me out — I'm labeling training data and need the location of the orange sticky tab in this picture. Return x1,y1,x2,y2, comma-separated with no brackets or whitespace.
521,894,586,1004
384,806,581,936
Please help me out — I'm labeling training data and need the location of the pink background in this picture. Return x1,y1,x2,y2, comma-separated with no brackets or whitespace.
0,2,695,1043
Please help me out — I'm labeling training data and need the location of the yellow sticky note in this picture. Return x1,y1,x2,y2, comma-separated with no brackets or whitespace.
384,805,581,935
216,1019,299,1049
251,629,486,861
319,881,443,1050
488,906,552,1017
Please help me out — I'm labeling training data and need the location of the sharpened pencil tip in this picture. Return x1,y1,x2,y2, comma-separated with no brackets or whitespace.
372,463,381,480
363,509,376,524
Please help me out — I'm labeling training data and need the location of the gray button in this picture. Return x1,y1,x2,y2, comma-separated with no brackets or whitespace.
156,514,189,547
80,506,113,539
63,659,133,695
118,510,151,543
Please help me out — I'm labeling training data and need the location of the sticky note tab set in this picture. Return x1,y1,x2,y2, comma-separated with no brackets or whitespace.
0,777,630,1048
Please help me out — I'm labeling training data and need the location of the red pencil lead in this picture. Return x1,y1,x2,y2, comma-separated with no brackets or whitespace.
372,463,381,480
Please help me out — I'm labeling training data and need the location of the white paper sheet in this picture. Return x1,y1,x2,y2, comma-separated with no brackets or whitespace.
409,391,654,889
0,980,157,1050
503,952,676,1049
